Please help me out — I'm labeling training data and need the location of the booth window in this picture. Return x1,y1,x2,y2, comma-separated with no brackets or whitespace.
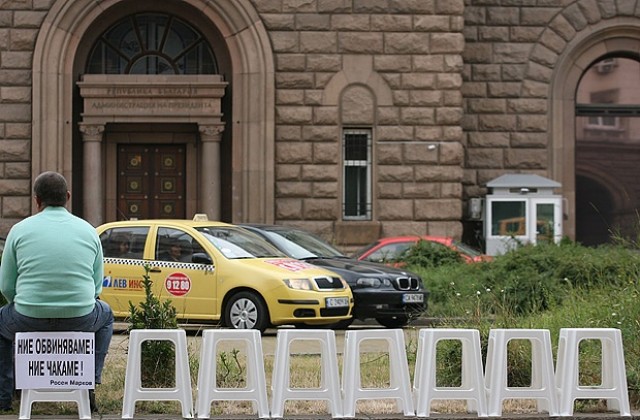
491,200,526,236
342,129,372,220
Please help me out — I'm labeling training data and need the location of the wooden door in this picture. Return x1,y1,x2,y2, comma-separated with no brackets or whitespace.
117,145,186,220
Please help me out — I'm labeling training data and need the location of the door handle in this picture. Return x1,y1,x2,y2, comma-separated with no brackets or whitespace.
149,267,162,273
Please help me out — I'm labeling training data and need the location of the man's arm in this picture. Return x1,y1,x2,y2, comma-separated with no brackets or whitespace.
0,232,19,302
93,236,104,298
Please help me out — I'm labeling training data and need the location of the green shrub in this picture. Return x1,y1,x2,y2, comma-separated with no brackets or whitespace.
127,265,179,387
411,240,640,407
401,239,464,268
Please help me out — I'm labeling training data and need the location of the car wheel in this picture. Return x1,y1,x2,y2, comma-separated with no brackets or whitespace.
224,291,269,332
375,316,409,328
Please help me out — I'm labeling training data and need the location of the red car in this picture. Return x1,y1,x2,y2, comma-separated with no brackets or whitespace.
353,236,491,264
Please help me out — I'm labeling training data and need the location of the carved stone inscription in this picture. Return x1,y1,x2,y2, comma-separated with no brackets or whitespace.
78,75,227,122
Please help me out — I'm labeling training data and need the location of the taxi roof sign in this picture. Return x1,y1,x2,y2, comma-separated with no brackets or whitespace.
193,213,209,221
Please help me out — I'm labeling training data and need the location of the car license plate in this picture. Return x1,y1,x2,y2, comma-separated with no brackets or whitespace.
326,297,349,308
402,293,424,303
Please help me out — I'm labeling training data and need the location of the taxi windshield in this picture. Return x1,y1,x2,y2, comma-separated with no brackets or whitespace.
195,226,286,259
265,228,344,259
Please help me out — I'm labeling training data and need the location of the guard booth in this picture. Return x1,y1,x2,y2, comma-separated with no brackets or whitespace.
485,174,563,256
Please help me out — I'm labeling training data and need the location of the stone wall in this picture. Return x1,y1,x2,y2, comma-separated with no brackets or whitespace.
0,3,43,233
251,0,466,243
461,0,639,201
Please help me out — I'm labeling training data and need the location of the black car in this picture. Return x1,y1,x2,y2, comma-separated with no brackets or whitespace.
240,224,429,328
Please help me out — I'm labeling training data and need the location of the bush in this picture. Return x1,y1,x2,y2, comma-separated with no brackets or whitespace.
127,265,179,387
401,239,464,268
409,240,640,406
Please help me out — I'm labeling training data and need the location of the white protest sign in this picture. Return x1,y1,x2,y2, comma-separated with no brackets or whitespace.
14,332,95,390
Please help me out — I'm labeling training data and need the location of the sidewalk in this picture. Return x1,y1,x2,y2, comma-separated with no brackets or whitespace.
1,413,639,419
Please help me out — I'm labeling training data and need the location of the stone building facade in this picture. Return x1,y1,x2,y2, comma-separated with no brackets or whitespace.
0,0,638,249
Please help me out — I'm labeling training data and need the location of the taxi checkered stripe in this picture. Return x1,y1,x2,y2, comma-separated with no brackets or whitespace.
104,257,213,272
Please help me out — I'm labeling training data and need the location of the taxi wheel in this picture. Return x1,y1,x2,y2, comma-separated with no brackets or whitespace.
225,291,269,333
375,316,409,328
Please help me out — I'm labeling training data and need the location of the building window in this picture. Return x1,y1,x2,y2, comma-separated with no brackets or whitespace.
342,129,372,220
86,13,217,75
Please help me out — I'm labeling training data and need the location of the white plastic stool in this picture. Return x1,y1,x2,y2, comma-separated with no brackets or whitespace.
342,329,414,418
195,329,269,419
121,329,193,419
19,389,91,419
555,328,630,416
270,329,342,418
414,328,487,417
485,329,558,416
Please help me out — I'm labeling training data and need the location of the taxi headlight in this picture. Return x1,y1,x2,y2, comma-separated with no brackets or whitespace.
356,277,382,288
283,278,313,290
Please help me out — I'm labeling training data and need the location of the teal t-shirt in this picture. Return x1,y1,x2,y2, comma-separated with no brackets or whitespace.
0,207,103,318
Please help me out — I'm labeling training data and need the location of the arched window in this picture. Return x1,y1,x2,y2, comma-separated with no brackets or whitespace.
86,13,217,74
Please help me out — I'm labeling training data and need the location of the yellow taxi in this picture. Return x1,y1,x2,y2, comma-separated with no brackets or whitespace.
96,218,353,332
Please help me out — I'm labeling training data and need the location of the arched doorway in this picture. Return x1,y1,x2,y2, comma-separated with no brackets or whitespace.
32,0,275,226
575,57,640,245
77,11,228,223
549,20,640,241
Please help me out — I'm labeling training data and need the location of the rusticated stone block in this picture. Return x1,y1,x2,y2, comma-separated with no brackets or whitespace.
276,181,313,197
307,54,341,71
378,199,414,220
403,182,439,198
13,11,47,28
301,164,338,181
276,199,303,220
371,15,412,31
334,220,381,246
313,143,339,164
303,198,338,219
404,143,439,164
5,162,30,178
302,125,338,141
276,72,314,89
415,165,462,182
296,13,331,30
415,198,462,220
378,182,403,198
9,29,37,50
0,104,31,122
276,54,306,71
378,166,414,182
517,115,548,132
300,31,338,53
377,144,403,165
276,126,302,141
338,32,383,53
441,182,462,198
262,14,296,30
276,106,313,124
313,182,337,198
468,132,510,148
276,164,302,181
439,142,464,165
427,220,463,238
283,0,316,13
0,179,30,195
505,149,548,169
3,195,32,217
401,107,435,125
467,148,504,168
0,140,30,161
276,142,313,163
